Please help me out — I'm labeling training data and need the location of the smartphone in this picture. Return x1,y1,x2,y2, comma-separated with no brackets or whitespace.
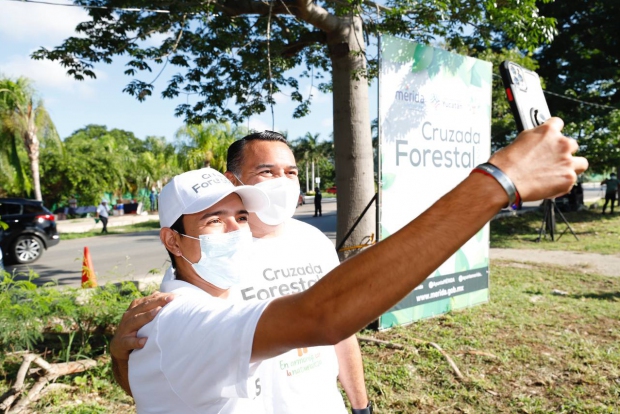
499,61,551,132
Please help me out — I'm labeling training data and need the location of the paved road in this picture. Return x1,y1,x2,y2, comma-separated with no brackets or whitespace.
4,190,607,287
5,198,338,287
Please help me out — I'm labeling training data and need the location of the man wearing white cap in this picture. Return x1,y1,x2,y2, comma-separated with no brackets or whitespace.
127,119,587,413
129,167,272,413
117,132,370,414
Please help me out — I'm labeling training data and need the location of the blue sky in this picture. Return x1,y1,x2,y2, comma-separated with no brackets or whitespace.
0,0,377,143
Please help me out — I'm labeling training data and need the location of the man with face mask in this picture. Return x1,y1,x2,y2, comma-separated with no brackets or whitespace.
114,131,370,413
128,119,588,413
223,132,368,413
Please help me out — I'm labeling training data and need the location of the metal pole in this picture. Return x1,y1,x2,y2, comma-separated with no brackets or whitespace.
376,34,382,242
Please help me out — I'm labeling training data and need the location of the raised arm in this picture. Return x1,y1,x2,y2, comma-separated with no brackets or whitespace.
111,292,175,395
252,118,588,362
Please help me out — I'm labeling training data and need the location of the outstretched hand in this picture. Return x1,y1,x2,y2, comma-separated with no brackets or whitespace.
111,292,175,361
489,117,588,201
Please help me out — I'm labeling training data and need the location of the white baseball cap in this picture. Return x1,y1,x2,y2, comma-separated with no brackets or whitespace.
159,168,270,228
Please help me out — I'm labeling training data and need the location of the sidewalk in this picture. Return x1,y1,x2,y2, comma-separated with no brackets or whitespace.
56,213,160,233
490,248,620,277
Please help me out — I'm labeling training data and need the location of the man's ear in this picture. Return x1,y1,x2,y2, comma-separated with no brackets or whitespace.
224,171,240,186
160,228,182,257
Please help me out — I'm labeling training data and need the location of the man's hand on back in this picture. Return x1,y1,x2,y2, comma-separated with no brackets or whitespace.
111,292,175,395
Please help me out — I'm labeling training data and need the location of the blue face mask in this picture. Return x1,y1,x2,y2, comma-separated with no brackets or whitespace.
178,228,253,289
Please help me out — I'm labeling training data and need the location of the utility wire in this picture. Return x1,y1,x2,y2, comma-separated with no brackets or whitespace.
6,0,619,112
3,0,171,13
492,73,618,111
542,90,618,111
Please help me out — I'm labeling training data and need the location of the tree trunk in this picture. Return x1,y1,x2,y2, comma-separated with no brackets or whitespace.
328,15,375,258
311,160,315,190
305,162,309,193
23,126,42,201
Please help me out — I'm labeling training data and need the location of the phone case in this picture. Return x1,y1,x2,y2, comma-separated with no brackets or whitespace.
499,61,551,132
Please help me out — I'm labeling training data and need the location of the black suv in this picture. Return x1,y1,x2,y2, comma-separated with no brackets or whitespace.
0,198,60,264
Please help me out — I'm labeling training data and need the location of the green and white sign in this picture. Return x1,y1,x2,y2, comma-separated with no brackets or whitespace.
378,35,492,330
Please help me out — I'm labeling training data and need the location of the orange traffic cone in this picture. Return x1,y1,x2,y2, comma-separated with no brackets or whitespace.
81,246,98,288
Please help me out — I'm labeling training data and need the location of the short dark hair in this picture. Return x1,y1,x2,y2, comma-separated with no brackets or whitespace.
227,131,289,176
167,215,185,269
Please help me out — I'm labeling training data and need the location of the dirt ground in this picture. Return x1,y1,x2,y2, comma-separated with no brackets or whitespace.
491,248,620,277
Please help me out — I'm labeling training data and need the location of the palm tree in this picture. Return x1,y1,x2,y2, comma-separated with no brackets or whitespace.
176,123,247,172
0,77,58,201
292,132,332,193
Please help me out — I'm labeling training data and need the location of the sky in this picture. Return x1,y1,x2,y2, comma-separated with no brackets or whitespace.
0,0,378,144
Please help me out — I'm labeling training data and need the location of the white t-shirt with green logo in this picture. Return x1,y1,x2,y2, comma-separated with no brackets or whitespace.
129,280,270,414
231,218,347,414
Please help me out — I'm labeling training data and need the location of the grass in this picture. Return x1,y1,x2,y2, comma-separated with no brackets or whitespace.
491,208,620,255
60,220,160,240
3,261,617,413
360,261,620,413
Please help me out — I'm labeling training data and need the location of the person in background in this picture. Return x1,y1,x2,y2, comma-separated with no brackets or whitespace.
601,172,619,214
313,186,322,217
96,199,110,233
149,189,157,212
68,195,78,217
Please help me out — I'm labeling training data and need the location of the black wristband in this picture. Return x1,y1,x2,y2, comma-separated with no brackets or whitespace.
352,401,373,414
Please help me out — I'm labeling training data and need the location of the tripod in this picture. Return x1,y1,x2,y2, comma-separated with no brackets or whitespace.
536,199,579,242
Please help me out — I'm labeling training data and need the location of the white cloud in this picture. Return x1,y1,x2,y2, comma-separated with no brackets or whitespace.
247,117,272,133
0,54,103,98
0,1,88,44
305,85,330,104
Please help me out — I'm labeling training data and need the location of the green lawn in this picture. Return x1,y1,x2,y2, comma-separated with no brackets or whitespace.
360,262,620,413
491,209,620,255
60,220,160,240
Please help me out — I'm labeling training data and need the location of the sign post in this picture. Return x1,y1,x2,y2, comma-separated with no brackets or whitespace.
378,35,493,329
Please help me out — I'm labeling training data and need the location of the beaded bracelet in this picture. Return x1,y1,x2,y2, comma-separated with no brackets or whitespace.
470,162,522,210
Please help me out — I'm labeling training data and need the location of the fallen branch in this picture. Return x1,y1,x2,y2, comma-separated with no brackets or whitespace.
456,350,498,359
357,336,404,350
358,335,464,381
0,353,97,414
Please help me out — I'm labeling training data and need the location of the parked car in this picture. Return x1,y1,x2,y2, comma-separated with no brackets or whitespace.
326,186,337,194
0,198,60,264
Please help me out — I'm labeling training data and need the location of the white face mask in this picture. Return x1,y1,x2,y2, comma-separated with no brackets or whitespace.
251,177,300,226
178,228,252,289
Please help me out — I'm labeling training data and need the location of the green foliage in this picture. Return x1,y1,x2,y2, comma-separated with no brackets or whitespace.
32,1,557,125
290,132,335,192
0,270,145,356
40,124,182,207
0,76,59,199
175,122,247,172
533,1,620,173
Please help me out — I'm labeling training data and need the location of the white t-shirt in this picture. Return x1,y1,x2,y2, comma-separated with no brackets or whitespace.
231,218,347,414
96,203,109,218
129,280,270,414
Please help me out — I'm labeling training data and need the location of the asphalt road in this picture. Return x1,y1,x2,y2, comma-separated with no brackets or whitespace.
4,198,338,287
4,187,603,287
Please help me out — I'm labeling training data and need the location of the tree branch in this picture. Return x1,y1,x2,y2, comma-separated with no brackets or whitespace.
281,31,327,58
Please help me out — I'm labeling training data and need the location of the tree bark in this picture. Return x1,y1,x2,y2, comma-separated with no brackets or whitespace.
327,14,375,258
23,126,42,202
311,160,315,189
